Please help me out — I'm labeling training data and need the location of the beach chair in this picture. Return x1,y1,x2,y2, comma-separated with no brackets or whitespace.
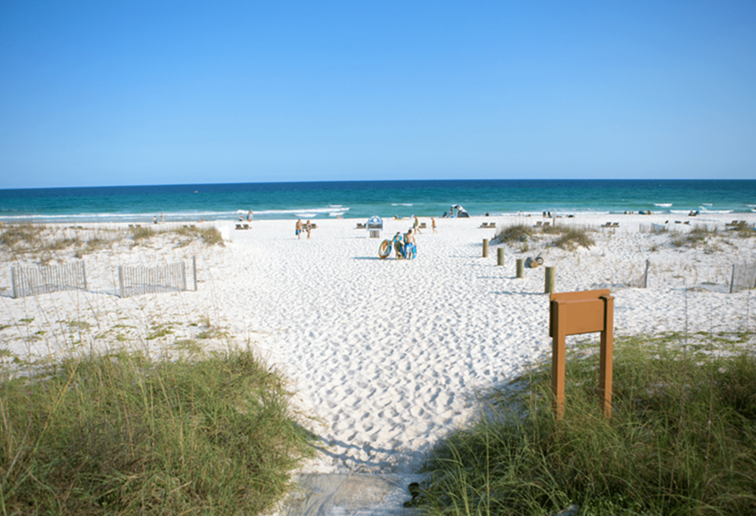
419,222,427,229
490,222,496,228
612,222,619,227
543,222,550,227
128,224,134,229
235,224,243,230
190,225,196,229
243,224,249,230
479,222,489,228
311,224,318,229
534,221,542,227
355,223,365,229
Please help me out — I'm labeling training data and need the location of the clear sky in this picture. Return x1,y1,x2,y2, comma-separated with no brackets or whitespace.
1,1,755,188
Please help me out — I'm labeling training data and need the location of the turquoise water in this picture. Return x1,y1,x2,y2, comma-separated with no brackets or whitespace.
1,180,754,224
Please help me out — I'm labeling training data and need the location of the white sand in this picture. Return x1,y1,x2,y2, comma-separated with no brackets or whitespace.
2,214,756,502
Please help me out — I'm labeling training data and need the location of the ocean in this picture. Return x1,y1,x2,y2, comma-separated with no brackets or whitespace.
1,180,755,224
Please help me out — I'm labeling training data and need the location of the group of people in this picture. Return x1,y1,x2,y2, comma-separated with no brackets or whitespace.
392,227,417,259
392,215,436,259
238,211,253,223
295,219,312,239
291,215,434,245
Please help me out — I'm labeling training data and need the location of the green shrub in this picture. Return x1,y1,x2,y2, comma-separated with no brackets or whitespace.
197,227,223,246
416,334,756,515
0,348,316,515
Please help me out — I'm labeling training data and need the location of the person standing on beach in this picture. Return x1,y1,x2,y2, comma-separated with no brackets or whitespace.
296,219,303,239
413,216,421,234
247,210,253,222
393,232,404,260
161,212,164,224
305,220,312,239
404,228,416,258
431,217,437,233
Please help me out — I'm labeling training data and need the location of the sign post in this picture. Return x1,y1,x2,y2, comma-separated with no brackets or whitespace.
549,289,614,420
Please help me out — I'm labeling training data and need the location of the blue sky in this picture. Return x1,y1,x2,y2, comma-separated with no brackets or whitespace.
1,1,755,188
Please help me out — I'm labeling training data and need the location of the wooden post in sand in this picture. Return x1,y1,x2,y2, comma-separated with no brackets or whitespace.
545,266,556,294
549,289,614,420
118,265,124,298
730,264,736,294
482,239,489,258
516,259,524,278
497,247,505,266
192,255,197,291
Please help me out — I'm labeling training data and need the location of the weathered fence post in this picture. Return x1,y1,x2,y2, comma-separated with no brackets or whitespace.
497,247,505,266
643,259,649,288
730,264,736,294
482,239,489,258
545,266,556,294
516,259,524,278
118,265,125,298
192,255,197,291
11,267,17,299
81,261,88,290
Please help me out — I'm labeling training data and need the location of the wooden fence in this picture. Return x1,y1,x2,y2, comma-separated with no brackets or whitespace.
118,257,196,298
618,260,755,294
11,261,87,298
731,262,756,294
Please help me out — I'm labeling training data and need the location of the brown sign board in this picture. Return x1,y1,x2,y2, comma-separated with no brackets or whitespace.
549,289,614,420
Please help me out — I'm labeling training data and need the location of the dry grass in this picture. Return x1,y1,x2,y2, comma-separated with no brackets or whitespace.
552,228,595,250
493,224,532,245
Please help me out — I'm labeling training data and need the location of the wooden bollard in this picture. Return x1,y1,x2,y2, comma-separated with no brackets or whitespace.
516,258,524,278
545,266,555,294
482,239,489,258
497,247,504,266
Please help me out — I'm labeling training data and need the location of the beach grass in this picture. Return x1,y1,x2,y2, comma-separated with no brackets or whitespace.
0,346,316,515
493,224,532,245
552,227,595,250
413,333,756,515
493,224,595,252
1,223,223,264
0,224,46,249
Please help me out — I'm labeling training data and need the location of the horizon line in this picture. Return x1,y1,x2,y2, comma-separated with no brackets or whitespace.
3,177,755,191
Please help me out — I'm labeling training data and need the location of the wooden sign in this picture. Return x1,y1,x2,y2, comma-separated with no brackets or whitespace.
549,289,614,420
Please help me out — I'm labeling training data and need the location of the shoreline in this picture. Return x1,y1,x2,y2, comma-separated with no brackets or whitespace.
1,208,754,226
